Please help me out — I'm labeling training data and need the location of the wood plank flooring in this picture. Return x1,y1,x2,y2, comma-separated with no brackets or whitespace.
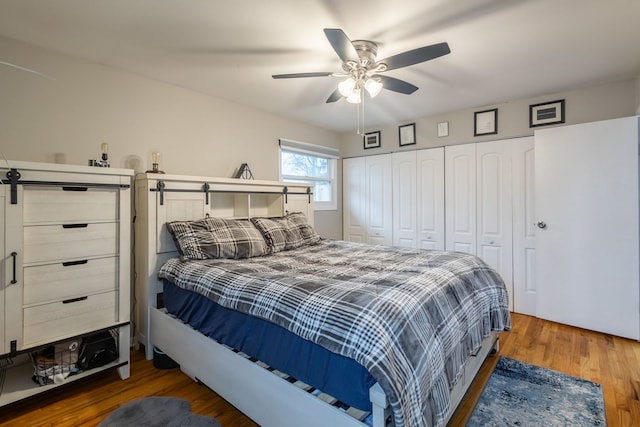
1,313,639,426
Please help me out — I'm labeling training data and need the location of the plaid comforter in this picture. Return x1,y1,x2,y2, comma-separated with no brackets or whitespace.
158,239,511,427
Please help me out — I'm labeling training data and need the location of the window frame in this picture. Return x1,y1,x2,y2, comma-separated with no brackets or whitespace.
279,139,338,211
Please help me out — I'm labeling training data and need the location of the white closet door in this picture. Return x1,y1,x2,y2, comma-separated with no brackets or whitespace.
342,157,367,242
512,136,536,316
445,144,477,254
535,117,640,340
393,151,417,247
366,154,393,246
476,140,514,310
417,148,445,250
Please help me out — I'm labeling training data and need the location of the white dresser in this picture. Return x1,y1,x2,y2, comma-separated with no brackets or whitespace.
0,160,132,406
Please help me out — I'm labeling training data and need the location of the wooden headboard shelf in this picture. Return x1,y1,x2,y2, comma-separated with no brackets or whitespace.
133,172,314,358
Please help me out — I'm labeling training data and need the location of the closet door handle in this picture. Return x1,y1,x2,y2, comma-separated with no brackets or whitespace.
10,252,17,284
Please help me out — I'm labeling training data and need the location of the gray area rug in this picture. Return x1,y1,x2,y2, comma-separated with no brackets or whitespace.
468,357,606,426
98,396,221,427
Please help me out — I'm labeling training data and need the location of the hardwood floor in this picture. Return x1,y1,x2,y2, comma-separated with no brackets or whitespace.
1,313,639,426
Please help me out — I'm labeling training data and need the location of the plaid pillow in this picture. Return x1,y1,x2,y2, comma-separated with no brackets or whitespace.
286,212,321,245
166,217,269,260
251,216,304,253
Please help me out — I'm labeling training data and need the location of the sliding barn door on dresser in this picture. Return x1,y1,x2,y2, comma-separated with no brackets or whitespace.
0,161,132,407
0,185,5,355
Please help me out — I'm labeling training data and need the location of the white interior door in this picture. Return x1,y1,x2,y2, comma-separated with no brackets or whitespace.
445,144,476,254
512,137,536,315
535,117,640,340
417,148,445,250
393,151,417,247
342,157,367,242
476,139,514,310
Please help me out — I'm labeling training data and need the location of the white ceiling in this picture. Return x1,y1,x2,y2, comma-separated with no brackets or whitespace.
0,0,639,132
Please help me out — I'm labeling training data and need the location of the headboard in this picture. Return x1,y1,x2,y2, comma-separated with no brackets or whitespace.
133,172,315,358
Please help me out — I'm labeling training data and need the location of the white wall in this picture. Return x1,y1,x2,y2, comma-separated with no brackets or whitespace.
340,78,639,158
0,36,342,238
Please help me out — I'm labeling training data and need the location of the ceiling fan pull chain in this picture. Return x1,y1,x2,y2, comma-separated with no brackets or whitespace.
361,93,365,135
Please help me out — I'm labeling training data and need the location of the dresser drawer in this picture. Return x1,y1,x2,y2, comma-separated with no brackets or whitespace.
23,291,118,347
23,257,118,305
23,186,118,225
24,223,118,264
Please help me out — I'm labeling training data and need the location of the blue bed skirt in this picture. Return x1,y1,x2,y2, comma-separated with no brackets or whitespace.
162,279,376,411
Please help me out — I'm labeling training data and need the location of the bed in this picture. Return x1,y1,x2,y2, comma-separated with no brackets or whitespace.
133,173,511,427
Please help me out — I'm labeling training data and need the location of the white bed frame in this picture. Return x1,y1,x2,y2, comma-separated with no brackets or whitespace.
134,172,500,427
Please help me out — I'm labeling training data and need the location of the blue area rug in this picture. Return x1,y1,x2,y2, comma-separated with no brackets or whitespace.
468,357,606,426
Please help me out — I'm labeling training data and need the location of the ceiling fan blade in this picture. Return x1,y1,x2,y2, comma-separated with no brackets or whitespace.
0,60,52,79
326,88,342,103
379,42,450,71
323,28,358,63
272,72,333,79
375,75,419,94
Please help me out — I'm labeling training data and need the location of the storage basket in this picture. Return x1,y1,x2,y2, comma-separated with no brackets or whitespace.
30,339,81,385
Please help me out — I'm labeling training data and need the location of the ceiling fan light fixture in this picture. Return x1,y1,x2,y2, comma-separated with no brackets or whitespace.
346,90,361,104
364,78,383,98
338,77,356,97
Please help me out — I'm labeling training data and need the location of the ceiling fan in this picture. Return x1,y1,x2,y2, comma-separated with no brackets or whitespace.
272,28,450,104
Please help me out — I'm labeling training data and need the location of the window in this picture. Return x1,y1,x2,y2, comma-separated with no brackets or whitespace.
279,139,338,211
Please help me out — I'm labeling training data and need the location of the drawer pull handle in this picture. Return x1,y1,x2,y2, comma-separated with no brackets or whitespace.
62,186,89,192
11,252,17,284
62,260,88,267
62,223,88,229
62,296,88,304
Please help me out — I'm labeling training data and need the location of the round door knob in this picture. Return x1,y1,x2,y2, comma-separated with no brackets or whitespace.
537,221,547,229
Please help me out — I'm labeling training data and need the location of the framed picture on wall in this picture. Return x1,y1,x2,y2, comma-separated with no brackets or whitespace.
399,123,416,146
474,108,498,136
363,131,381,149
529,99,565,127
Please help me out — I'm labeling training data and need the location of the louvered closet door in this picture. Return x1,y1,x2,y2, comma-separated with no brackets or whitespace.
366,154,392,246
476,139,514,311
445,144,477,254
343,157,367,242
392,151,417,247
417,148,445,250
